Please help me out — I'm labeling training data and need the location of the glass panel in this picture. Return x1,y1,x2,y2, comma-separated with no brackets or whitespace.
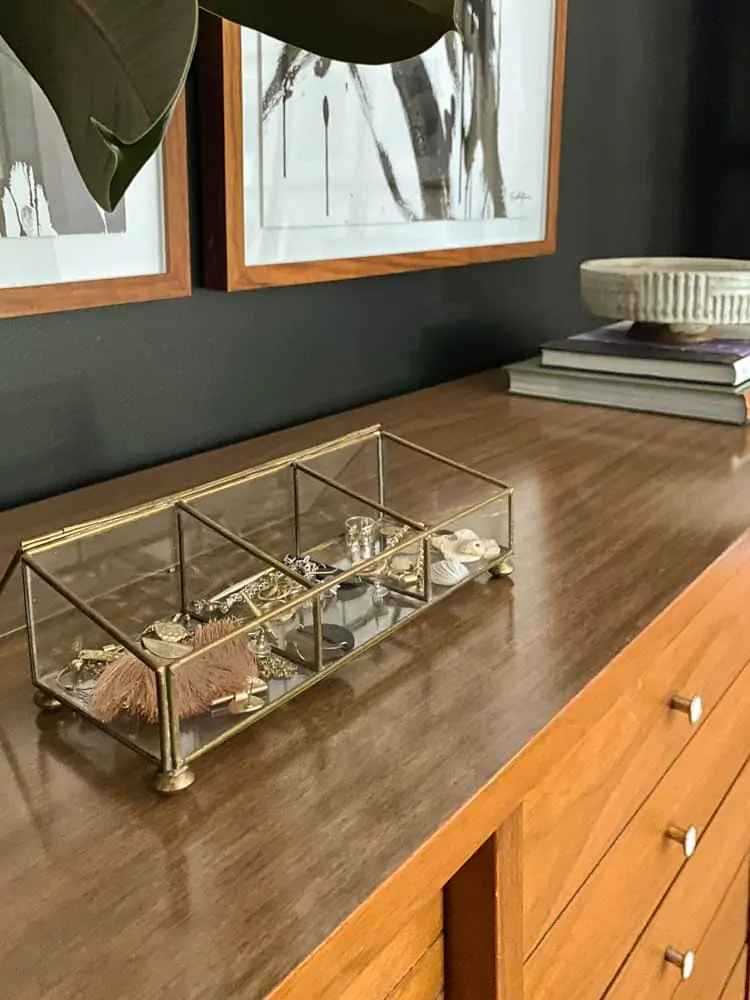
167,502,328,761
0,552,23,640
189,436,383,564
27,507,313,762
301,435,381,504
288,470,427,668
189,466,298,564
170,598,324,762
379,435,505,527
173,567,426,764
293,466,407,571
31,509,182,637
179,506,275,626
25,565,160,761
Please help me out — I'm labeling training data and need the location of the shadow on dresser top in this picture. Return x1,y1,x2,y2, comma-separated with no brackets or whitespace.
2,371,750,1000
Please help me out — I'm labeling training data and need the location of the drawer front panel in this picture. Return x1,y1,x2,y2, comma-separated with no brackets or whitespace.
386,939,443,1000
341,896,442,1000
605,759,750,1000
525,665,750,1000
679,859,749,1000
721,949,747,1000
524,567,750,956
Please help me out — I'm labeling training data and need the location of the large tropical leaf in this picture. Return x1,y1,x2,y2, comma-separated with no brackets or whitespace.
0,1,197,212
204,0,459,64
0,0,459,212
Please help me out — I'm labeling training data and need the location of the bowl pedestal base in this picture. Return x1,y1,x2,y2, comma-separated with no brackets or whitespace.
627,321,717,345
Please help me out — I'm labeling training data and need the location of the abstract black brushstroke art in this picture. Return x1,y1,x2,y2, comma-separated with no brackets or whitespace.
200,0,563,284
257,0,507,229
239,0,559,266
0,40,126,239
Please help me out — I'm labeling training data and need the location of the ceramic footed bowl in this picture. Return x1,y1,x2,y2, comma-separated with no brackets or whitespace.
580,257,750,342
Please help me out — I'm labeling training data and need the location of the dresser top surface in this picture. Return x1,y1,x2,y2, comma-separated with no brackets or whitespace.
3,373,750,1000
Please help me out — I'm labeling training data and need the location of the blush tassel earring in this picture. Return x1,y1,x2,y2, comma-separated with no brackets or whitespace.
90,618,258,723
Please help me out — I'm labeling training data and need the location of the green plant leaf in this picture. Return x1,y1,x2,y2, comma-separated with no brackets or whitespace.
202,0,458,64
0,0,459,213
0,0,197,211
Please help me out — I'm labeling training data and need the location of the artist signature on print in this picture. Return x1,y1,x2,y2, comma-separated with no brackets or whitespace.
510,190,532,203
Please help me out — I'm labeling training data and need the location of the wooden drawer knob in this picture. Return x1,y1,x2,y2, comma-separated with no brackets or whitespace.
665,947,695,980
669,694,703,725
665,825,698,858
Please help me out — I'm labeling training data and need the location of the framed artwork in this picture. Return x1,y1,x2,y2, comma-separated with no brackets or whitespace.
199,0,568,291
0,41,191,319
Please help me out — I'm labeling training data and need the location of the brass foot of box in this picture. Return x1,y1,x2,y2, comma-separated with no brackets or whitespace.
490,557,515,579
154,767,196,794
33,690,64,712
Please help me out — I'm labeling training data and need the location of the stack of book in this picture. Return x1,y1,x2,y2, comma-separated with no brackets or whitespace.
506,322,750,425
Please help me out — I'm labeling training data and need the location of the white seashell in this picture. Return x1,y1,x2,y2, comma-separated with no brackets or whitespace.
430,559,470,587
454,537,502,562
432,531,502,564
431,533,459,557
453,528,480,542
432,528,479,555
480,538,502,561
453,539,485,562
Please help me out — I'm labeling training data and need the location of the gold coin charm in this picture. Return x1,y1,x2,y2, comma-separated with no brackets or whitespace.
142,636,193,660
153,620,189,643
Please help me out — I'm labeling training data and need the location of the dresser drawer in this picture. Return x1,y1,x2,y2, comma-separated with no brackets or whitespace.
605,759,750,1000
340,896,442,1000
384,939,442,1000
678,858,748,1000
721,949,747,1000
525,663,750,1000
524,566,750,956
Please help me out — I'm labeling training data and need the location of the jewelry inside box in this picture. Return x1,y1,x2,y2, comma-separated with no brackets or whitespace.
59,521,504,726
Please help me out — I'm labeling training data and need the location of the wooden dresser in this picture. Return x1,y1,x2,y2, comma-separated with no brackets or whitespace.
1,373,749,1000
447,532,750,1000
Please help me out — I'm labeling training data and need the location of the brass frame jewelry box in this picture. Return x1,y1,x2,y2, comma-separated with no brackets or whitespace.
0,426,514,793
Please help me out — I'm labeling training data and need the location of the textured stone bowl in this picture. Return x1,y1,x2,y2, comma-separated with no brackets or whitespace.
581,257,750,341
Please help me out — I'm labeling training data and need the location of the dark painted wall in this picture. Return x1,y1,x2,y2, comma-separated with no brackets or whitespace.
686,0,750,260
0,0,704,509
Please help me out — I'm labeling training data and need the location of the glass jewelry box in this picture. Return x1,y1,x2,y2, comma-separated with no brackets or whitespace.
0,426,513,792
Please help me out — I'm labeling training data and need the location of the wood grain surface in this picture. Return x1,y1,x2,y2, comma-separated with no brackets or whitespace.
523,556,750,955
605,758,750,1000
339,897,442,1000
678,858,749,1000
387,939,443,1000
526,657,750,1000
3,376,750,1000
720,948,748,1000
444,807,523,1000
444,836,501,1000
496,809,525,1000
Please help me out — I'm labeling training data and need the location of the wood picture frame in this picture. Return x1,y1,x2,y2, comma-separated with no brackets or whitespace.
199,2,568,292
0,100,191,319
